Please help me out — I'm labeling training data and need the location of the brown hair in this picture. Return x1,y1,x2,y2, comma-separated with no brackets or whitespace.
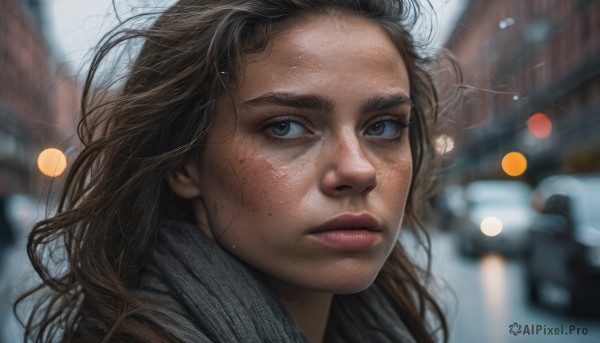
17,0,461,341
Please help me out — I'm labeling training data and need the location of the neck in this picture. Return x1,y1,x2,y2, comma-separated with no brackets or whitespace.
267,278,332,343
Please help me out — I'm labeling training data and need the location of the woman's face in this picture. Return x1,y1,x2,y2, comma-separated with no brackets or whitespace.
185,14,412,294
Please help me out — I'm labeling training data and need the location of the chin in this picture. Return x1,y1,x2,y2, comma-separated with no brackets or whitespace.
302,267,382,295
331,276,379,295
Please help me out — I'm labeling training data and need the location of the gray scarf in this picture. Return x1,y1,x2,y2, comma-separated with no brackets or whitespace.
136,220,416,343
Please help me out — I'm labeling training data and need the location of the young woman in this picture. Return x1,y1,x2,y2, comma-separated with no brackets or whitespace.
18,0,460,342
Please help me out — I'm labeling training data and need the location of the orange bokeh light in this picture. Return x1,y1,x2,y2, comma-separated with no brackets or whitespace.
37,148,67,177
502,152,527,177
527,112,552,139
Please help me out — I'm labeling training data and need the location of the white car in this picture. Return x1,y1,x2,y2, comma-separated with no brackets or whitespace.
455,180,534,257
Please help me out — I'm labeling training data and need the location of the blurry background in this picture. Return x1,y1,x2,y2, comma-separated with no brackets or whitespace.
0,0,599,342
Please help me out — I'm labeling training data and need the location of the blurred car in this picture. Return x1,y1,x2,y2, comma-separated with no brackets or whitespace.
0,193,37,246
525,174,600,316
0,196,17,250
431,184,467,231
455,180,534,257
0,193,38,274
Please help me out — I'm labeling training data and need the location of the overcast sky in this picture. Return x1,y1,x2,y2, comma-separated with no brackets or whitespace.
47,0,465,76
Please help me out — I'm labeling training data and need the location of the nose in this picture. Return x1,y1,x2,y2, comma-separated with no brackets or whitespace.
321,131,378,197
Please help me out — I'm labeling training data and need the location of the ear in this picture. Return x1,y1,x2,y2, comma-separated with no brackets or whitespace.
166,163,202,199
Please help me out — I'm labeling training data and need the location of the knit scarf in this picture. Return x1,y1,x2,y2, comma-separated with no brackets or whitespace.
136,220,416,343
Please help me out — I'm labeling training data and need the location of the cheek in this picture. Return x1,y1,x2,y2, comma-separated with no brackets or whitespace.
389,159,412,194
200,146,296,232
379,155,413,215
234,155,286,214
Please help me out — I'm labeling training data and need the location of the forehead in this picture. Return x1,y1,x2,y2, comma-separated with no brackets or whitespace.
259,13,398,59
235,13,409,99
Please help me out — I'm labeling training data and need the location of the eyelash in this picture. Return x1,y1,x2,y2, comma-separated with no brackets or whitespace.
260,115,413,142
260,115,312,140
365,116,413,142
366,115,414,142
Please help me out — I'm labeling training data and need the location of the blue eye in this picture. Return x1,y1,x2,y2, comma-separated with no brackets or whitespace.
267,120,306,138
365,120,402,138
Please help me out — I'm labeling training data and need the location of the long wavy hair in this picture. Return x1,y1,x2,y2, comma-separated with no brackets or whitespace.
16,0,461,341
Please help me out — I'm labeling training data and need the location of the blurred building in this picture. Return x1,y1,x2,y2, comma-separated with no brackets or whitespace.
0,0,79,194
444,0,600,183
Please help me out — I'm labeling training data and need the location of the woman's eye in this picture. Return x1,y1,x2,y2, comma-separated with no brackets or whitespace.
267,120,307,138
365,120,402,138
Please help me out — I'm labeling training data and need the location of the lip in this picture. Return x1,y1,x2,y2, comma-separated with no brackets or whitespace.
309,213,383,250
310,212,382,233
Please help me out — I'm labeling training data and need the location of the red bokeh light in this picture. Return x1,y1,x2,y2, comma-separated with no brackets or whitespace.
527,113,552,139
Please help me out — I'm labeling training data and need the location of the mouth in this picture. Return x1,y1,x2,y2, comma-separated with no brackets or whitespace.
309,212,382,233
308,213,383,250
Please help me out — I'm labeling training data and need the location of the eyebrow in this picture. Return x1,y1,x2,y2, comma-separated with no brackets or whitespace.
360,93,413,113
241,91,412,113
241,92,334,111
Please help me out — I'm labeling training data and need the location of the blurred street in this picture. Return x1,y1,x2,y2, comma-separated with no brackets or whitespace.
0,239,30,343
426,229,600,343
0,196,43,343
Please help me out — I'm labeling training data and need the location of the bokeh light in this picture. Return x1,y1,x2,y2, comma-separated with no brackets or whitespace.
435,134,455,155
501,151,527,177
37,148,67,177
527,112,552,139
480,217,503,237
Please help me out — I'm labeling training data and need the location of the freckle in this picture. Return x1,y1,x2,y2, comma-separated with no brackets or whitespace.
239,159,245,164
268,212,272,216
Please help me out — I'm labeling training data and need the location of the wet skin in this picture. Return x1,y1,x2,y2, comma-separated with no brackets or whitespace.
168,12,413,342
